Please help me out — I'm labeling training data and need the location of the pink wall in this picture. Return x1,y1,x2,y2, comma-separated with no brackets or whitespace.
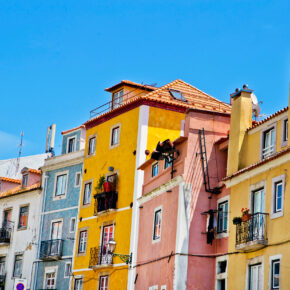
26,172,41,187
0,180,20,192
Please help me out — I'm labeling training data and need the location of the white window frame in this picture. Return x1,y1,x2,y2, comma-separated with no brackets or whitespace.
245,256,264,290
99,275,109,290
271,175,285,219
64,261,72,278
82,180,93,206
75,172,81,187
87,134,97,157
269,254,282,290
66,136,76,153
161,286,167,290
43,266,58,289
152,206,162,243
74,275,84,290
281,117,288,147
50,218,63,240
249,180,266,214
216,195,230,239
0,256,5,276
112,89,124,109
152,162,159,178
149,286,158,290
260,123,276,160
78,228,88,255
22,174,28,187
70,217,76,233
215,255,228,290
109,123,121,149
53,171,69,200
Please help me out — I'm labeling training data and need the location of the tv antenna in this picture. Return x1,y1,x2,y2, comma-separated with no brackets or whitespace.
16,131,24,173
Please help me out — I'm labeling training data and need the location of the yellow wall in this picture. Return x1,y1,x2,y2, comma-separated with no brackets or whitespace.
73,103,185,289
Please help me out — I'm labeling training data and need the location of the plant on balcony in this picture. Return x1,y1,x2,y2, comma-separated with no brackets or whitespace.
232,217,242,225
95,175,106,194
241,208,251,222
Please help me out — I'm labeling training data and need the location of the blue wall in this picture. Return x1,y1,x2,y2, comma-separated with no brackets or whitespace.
61,130,82,154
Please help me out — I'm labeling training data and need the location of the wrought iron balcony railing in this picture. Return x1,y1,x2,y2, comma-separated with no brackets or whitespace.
236,213,268,250
39,239,64,260
94,191,118,215
0,228,11,244
89,246,113,268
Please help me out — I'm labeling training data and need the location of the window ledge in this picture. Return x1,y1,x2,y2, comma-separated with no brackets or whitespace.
216,232,229,239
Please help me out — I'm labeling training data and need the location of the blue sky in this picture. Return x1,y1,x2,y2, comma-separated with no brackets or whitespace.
0,0,289,159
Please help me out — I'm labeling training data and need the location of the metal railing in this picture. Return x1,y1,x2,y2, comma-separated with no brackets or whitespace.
0,228,11,244
39,239,64,260
89,246,113,267
262,145,275,159
236,213,268,246
94,191,118,215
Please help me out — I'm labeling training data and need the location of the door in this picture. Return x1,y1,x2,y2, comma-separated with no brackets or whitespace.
50,221,62,255
3,209,12,228
250,264,262,290
252,189,264,240
101,225,114,264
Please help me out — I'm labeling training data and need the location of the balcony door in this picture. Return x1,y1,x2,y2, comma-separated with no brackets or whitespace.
50,221,62,255
101,225,114,264
252,189,264,241
249,263,262,290
3,209,12,228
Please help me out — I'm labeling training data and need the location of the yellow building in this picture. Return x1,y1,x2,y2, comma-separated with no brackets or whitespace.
225,86,289,290
72,79,231,289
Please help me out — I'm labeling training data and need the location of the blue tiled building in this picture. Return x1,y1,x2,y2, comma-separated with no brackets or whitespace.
33,126,85,290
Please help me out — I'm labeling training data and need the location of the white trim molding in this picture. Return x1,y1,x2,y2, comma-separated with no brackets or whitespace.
245,255,264,290
271,174,285,219
216,195,230,239
215,255,228,290
281,116,288,148
268,254,282,290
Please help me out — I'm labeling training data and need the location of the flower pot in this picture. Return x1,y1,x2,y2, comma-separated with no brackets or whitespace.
242,214,251,222
103,181,113,192
233,217,242,225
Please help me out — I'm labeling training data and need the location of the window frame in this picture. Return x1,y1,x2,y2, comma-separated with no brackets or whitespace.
53,171,69,200
74,276,84,290
215,255,228,290
70,217,76,233
271,175,285,219
260,124,276,160
22,174,28,187
281,117,288,147
151,162,159,178
75,172,82,187
269,255,282,290
67,136,76,153
99,275,109,290
17,205,29,230
77,228,88,255
169,89,187,102
87,135,96,156
152,207,162,243
43,266,58,289
112,89,124,109
246,256,264,290
109,123,121,149
82,181,92,206
0,256,6,276
13,254,23,278
64,262,72,278
217,201,228,234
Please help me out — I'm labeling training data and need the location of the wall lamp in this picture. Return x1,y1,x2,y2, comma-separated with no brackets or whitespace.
108,238,132,265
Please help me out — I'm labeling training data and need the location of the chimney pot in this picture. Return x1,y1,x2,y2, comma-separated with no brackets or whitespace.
243,84,248,89
235,88,239,92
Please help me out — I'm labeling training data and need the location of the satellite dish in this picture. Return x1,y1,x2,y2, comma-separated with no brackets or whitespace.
251,93,261,118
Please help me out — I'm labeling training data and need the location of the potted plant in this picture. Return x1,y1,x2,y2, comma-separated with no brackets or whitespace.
103,180,113,192
241,208,251,222
233,217,242,225
96,175,106,193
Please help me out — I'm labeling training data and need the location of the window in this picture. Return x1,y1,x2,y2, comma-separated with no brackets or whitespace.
152,162,159,177
262,127,275,158
274,181,283,213
88,136,96,155
99,275,109,290
74,278,83,290
55,174,67,197
13,254,23,277
271,259,280,289
112,89,123,109
3,209,12,228
149,286,158,290
83,182,92,205
45,269,57,289
101,225,114,264
22,174,28,187
64,262,72,278
111,126,120,146
0,257,5,275
217,201,228,233
75,172,81,187
70,218,76,233
153,209,162,241
78,230,88,254
51,221,62,239
164,158,171,169
67,137,76,153
169,89,187,102
249,263,262,290
161,286,167,290
216,256,228,290
281,118,288,147
271,175,285,219
18,206,29,229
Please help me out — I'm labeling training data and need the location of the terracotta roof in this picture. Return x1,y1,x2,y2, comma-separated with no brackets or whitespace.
214,136,229,145
247,107,289,131
0,182,41,199
86,79,231,127
62,125,85,135
28,168,41,174
0,177,21,184
105,80,158,92
224,147,290,181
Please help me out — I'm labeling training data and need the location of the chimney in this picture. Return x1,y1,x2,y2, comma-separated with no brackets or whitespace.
288,84,290,143
227,85,253,176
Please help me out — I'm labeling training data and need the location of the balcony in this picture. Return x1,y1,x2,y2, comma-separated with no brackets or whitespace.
236,213,268,251
39,239,64,260
89,246,113,268
0,228,11,245
94,191,118,215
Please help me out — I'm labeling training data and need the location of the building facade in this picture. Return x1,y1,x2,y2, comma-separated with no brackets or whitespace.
33,126,85,290
136,108,230,290
72,79,231,289
225,87,289,289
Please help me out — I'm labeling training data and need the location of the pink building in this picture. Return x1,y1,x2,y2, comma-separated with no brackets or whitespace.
136,109,230,290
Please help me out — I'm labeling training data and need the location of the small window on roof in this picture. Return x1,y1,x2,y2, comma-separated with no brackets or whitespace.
169,89,187,102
